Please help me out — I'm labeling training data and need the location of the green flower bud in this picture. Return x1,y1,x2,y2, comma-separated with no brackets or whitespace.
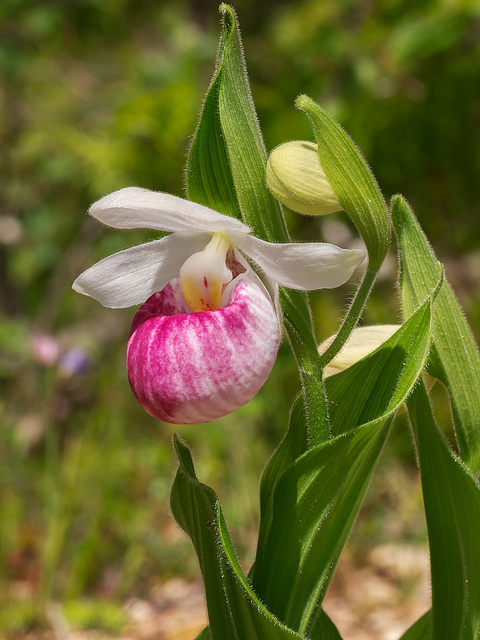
266,141,341,216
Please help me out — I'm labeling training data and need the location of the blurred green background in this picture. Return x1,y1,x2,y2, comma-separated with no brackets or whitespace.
1,0,479,634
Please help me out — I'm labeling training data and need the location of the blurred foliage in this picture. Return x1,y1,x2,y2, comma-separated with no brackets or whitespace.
0,0,479,632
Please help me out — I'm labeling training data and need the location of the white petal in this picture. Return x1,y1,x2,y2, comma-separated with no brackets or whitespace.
231,233,365,290
226,248,282,322
89,187,250,235
72,232,211,308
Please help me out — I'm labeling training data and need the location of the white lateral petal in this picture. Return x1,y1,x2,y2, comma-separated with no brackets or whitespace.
72,232,211,308
231,233,365,290
89,187,251,235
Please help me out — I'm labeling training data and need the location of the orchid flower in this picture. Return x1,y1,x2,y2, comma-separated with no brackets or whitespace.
73,187,364,424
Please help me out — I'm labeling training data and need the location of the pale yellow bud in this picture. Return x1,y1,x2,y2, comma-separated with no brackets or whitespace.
319,324,435,414
319,325,401,378
266,141,341,216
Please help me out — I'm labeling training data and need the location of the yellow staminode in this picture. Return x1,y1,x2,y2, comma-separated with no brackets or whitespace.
180,232,233,312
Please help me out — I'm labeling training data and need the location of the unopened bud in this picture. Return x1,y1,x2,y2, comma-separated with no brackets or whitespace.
267,141,341,216
319,325,400,377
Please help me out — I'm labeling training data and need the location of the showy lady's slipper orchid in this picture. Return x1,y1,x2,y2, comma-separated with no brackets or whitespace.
73,187,364,424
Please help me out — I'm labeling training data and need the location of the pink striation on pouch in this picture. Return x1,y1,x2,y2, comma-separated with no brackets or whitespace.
126,276,280,424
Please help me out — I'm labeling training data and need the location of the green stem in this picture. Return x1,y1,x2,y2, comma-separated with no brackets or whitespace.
319,267,377,368
280,288,330,447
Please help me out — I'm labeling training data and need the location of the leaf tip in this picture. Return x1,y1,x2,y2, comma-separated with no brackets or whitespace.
390,193,404,208
218,3,235,21
173,433,198,480
295,94,310,110
390,193,410,228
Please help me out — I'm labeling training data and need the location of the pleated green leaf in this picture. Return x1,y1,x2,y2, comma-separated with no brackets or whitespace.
326,298,437,436
170,435,305,640
407,382,480,639
258,395,308,545
253,397,343,639
187,4,288,243
258,292,435,550
251,287,437,635
295,94,390,271
392,194,480,475
216,6,290,243
186,15,241,221
253,418,392,635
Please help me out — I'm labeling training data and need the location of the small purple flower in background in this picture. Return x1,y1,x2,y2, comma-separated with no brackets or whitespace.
73,187,364,424
59,348,91,377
